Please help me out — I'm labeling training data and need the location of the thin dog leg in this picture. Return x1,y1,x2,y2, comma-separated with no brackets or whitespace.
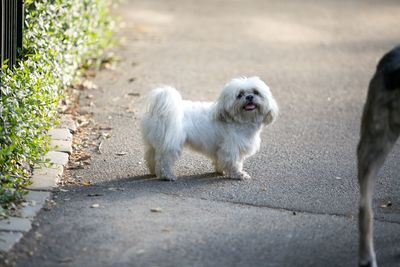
357,138,391,267
358,170,376,267
357,45,400,266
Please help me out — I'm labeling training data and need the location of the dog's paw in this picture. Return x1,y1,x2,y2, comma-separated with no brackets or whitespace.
359,257,377,267
214,169,224,176
160,175,177,181
239,171,251,180
227,171,251,180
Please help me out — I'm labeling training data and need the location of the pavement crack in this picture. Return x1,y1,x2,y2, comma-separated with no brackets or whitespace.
155,191,400,225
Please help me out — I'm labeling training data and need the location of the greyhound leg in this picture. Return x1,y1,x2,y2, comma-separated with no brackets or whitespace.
357,137,395,267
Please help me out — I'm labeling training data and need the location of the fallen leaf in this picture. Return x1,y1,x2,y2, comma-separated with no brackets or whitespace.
81,80,98,90
58,258,73,263
345,213,354,219
150,207,162,213
78,120,90,128
380,201,392,208
126,107,136,113
107,187,125,191
46,199,57,206
103,62,114,70
87,193,103,197
99,132,111,139
77,154,91,161
127,92,140,96
82,181,92,186
98,141,104,154
35,232,43,239
67,165,85,170
97,126,113,130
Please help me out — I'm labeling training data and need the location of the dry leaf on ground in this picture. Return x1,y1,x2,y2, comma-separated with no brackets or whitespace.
150,207,162,213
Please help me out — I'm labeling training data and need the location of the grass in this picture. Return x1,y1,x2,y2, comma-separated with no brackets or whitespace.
0,0,116,216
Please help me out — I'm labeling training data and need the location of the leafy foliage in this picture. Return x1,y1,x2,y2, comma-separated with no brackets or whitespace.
0,0,115,212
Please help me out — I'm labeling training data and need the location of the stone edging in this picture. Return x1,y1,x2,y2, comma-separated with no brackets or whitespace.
0,115,76,252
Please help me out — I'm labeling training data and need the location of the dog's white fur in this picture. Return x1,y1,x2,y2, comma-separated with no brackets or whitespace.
140,76,278,181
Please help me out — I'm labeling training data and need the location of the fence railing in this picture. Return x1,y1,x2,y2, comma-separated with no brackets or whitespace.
0,0,24,67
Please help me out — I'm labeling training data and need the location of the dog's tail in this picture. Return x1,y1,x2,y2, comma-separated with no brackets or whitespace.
141,86,185,151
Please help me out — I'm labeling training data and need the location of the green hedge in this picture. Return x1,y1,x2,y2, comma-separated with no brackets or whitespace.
0,0,115,213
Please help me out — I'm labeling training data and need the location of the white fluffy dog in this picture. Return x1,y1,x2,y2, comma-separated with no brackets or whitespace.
140,77,278,181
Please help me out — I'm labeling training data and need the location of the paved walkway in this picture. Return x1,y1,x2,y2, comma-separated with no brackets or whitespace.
3,0,400,266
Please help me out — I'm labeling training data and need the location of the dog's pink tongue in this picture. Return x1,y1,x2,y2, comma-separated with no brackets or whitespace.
244,104,256,111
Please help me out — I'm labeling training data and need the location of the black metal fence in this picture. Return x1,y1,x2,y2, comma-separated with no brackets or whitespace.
0,0,24,67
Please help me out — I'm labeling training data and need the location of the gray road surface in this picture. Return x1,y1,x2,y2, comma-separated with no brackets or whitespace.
4,0,400,266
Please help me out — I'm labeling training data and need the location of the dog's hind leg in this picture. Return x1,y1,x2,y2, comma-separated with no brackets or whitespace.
154,149,181,181
357,136,392,267
357,72,400,267
144,143,156,175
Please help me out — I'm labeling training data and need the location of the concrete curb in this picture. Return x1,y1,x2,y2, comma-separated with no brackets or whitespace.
0,116,76,252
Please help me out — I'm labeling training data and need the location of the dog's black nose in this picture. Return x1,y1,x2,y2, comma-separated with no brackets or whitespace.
246,95,254,101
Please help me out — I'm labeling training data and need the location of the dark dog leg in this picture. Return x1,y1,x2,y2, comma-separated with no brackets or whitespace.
357,46,400,267
357,135,394,267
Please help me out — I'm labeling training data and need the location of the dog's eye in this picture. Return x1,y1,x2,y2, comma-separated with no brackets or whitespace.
253,89,260,95
237,92,244,99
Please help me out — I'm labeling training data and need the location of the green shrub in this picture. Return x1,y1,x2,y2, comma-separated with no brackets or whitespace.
0,0,115,213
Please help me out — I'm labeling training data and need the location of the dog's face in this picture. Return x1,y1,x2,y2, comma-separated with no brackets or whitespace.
216,77,278,124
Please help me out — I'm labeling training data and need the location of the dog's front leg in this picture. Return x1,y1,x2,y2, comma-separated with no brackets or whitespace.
212,159,224,175
216,149,250,180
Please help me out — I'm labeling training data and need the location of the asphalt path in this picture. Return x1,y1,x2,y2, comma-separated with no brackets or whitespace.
4,0,400,266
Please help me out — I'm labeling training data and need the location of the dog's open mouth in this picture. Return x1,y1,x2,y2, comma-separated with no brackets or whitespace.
243,103,257,111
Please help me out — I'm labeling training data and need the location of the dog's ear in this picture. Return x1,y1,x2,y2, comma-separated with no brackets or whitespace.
263,98,279,125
